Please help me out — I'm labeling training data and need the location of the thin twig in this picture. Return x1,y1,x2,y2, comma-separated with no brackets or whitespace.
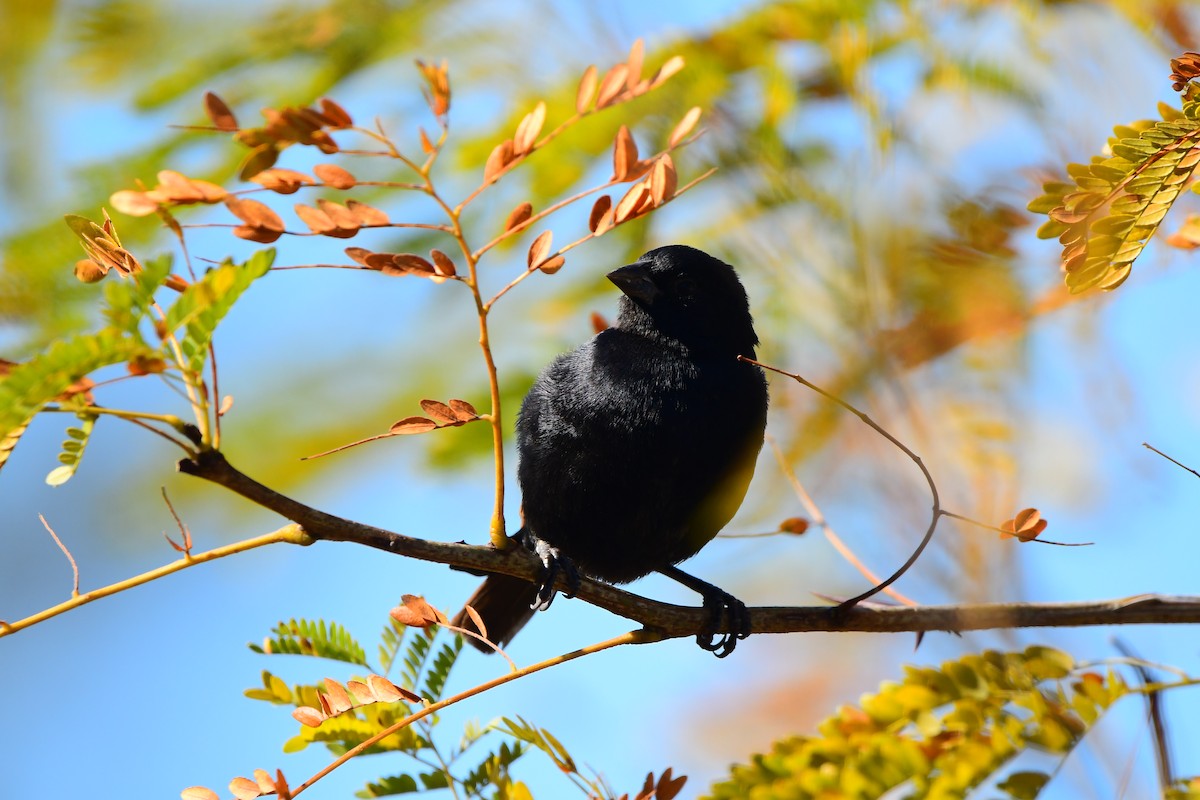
1144,442,1200,479
742,358,939,608
290,630,658,797
1114,638,1174,794
940,510,1093,547
39,515,79,598
0,525,310,637
767,437,917,606
160,487,193,555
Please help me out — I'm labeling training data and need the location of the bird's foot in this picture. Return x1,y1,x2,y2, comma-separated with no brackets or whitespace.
696,586,751,658
529,537,581,611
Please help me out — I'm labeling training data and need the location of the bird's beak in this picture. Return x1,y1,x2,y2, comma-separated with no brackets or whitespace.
607,263,662,305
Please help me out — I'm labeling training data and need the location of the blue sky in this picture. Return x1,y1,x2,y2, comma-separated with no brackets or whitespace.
3,2,1200,799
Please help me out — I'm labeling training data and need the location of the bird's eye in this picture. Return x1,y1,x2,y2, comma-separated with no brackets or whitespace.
674,277,699,299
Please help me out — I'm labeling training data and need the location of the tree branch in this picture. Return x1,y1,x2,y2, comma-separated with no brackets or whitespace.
175,449,1200,642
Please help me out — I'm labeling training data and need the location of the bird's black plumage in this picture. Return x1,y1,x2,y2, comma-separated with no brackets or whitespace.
452,245,768,655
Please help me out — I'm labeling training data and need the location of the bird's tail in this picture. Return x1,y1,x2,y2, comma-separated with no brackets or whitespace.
450,572,540,653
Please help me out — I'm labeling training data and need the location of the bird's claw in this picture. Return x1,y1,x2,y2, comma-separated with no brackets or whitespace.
530,537,580,611
696,588,750,658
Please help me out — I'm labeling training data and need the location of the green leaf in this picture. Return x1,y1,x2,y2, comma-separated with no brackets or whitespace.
46,412,97,486
103,253,174,334
356,774,419,797
162,248,274,374
420,638,461,702
0,328,148,444
248,618,369,666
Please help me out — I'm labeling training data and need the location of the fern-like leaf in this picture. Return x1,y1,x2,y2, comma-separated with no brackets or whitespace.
398,625,435,692
495,716,578,774
705,646,1132,799
0,328,147,441
356,774,419,797
45,410,97,486
421,637,461,702
1030,94,1200,293
378,617,407,676
162,248,273,374
249,618,368,666
461,741,527,797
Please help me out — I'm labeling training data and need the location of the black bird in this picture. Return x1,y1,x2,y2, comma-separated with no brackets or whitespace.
451,244,768,657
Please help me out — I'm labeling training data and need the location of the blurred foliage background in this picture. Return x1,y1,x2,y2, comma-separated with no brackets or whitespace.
3,0,1200,797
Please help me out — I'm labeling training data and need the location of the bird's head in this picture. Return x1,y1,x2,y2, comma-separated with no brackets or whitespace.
607,244,758,357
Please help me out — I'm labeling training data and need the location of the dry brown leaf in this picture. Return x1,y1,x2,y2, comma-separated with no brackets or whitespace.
345,199,389,226
252,168,313,194
110,190,159,217
239,144,279,181
1000,508,1048,541
669,106,702,148
418,127,434,154
204,91,238,131
391,253,436,275
252,770,276,793
313,163,356,189
537,254,565,274
779,517,809,535
182,788,221,800
460,605,487,642
229,777,262,800
345,680,371,703
368,673,421,703
292,706,325,728
596,64,630,108
656,768,687,800
390,416,437,434
273,770,291,800
420,399,459,425
390,594,446,627
589,195,613,232
317,199,360,231
294,203,337,235
484,140,514,184
74,259,107,283
505,201,534,232
448,398,478,420
430,249,457,277
593,206,615,236
322,678,353,714
318,97,353,127
650,155,677,206
225,197,285,231
514,101,546,156
626,39,645,89
527,230,553,268
648,55,685,88
576,64,598,113
233,225,282,243
345,247,373,266
615,183,650,222
613,125,638,181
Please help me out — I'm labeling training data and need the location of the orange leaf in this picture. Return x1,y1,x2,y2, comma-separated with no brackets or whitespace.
294,203,336,235
365,252,398,270
596,64,630,108
590,311,610,333
229,777,261,800
318,97,354,127
650,155,677,206
225,197,285,231
462,604,488,639
391,253,436,274
252,770,276,793
252,168,314,194
513,101,546,156
182,788,221,800
576,65,598,113
313,163,356,189
292,707,325,728
390,416,437,434
537,254,565,274
110,190,159,217
430,249,457,277
273,770,291,800
613,125,638,181
345,199,389,226
418,127,435,154
204,91,238,131
505,201,534,232
368,673,421,703
527,230,553,268
648,55,685,89
420,399,459,425
484,140,514,183
625,39,644,89
593,206,615,236
615,182,650,222
317,198,360,231
588,195,613,232
345,247,373,266
322,678,353,714
448,398,478,420
391,594,446,627
668,107,702,148
778,517,809,535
